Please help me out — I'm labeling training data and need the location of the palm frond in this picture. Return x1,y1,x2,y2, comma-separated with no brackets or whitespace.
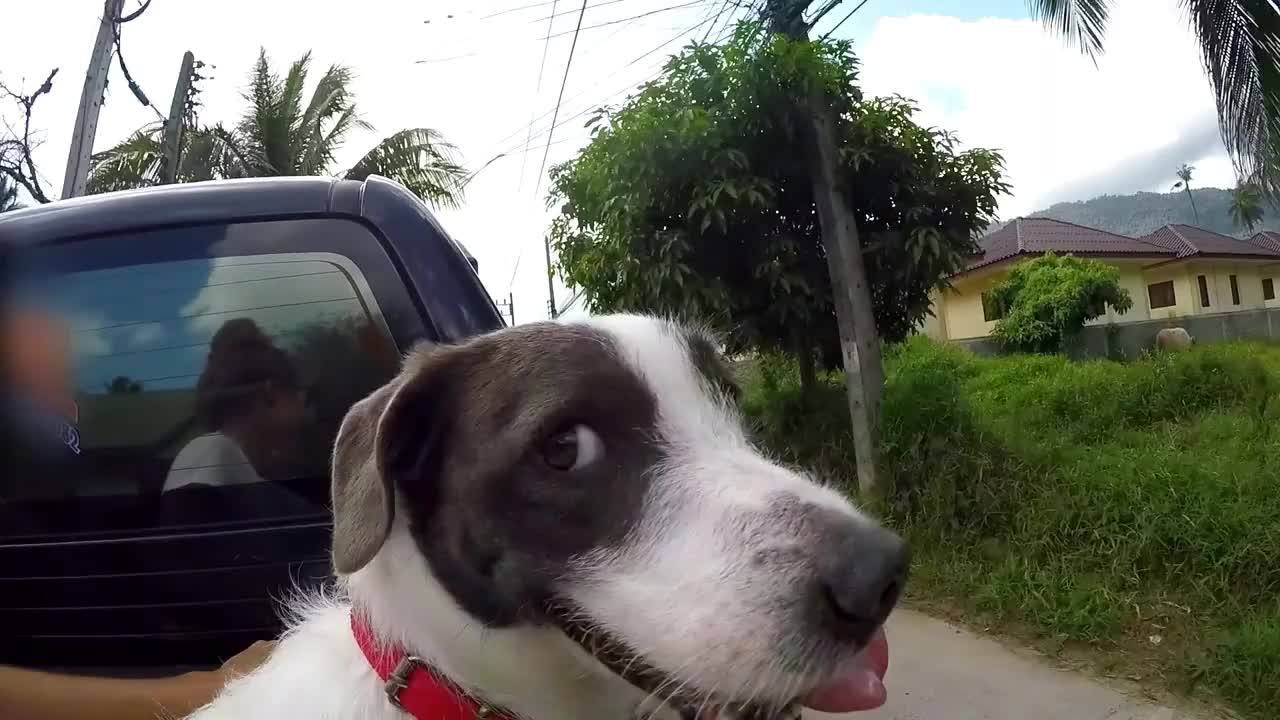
87,125,165,194
1183,0,1280,197
344,128,468,209
238,48,293,175
1026,0,1112,61
298,62,368,175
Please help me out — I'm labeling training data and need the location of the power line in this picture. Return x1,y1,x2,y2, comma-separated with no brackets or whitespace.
499,4,732,295
821,0,872,39
538,0,711,40
532,0,590,198
488,6,724,164
530,0,632,23
699,0,734,42
111,21,164,120
519,0,561,191
479,0,570,20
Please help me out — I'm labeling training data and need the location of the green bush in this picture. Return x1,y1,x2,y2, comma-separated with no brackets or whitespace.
989,252,1133,353
742,338,1280,718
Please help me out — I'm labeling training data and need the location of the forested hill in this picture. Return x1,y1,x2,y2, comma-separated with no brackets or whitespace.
988,188,1280,237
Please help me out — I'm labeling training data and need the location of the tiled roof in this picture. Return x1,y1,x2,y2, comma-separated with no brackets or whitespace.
1140,224,1280,259
966,217,1173,272
1247,230,1280,254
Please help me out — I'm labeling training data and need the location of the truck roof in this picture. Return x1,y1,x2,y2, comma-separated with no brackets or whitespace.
0,176,480,271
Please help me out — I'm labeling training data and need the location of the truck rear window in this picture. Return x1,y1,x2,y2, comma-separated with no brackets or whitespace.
1,218,413,539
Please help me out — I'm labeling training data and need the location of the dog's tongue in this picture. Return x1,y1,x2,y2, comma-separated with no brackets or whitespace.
801,626,890,713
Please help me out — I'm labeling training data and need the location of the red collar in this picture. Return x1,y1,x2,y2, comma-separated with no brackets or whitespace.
350,612,514,720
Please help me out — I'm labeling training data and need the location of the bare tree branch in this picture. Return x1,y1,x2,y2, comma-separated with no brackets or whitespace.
0,67,59,204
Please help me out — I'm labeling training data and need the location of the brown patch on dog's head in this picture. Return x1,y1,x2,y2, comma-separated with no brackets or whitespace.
329,322,660,625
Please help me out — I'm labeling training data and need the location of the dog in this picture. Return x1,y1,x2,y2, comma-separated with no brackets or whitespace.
187,314,908,720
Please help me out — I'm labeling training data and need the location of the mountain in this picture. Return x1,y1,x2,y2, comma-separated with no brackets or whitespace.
992,188,1279,238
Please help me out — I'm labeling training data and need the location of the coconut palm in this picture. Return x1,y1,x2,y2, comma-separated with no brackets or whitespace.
1029,1,1280,199
88,50,466,209
1230,180,1265,231
1171,163,1200,224
0,175,24,212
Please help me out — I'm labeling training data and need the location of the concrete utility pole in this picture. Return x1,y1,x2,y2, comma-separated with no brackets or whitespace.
496,292,516,326
62,0,125,200
159,51,196,184
543,235,558,319
766,0,882,496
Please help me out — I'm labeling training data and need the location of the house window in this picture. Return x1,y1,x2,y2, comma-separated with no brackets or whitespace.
1197,275,1211,308
1230,274,1241,305
1148,280,1176,309
981,291,1004,322
1265,277,1276,301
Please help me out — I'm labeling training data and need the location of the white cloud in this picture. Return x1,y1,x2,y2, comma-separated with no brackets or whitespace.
854,0,1238,218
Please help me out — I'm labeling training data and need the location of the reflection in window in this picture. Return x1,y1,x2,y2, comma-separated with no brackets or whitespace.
14,253,398,502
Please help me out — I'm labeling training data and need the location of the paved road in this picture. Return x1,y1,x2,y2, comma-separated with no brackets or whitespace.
807,610,1204,720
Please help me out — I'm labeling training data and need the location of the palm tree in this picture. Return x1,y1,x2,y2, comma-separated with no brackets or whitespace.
1230,180,1265,231
1029,2,1280,200
1171,163,1200,224
89,50,466,209
0,175,25,212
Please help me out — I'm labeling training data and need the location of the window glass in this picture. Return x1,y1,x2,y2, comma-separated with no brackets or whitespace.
1230,274,1241,305
1148,281,1176,309
1,220,409,538
1265,277,1276,301
981,291,1004,322
1197,274,1211,308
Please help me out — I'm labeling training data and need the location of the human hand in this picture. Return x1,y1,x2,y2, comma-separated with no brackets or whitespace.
217,640,276,680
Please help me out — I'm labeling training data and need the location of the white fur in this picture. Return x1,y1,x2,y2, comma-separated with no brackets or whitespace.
188,314,873,720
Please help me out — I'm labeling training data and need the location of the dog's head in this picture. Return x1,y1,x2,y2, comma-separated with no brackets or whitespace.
332,314,907,717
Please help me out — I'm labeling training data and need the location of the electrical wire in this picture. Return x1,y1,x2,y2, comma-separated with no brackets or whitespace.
518,0,561,191
821,0,872,39
532,0,590,198
538,0,711,40
112,14,165,120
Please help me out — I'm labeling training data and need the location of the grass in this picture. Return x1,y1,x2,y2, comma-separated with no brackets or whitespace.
740,339,1280,718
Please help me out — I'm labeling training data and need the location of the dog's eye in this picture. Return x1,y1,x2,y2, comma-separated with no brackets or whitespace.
541,424,603,471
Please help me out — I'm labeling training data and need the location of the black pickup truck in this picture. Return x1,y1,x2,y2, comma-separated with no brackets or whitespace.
0,176,506,670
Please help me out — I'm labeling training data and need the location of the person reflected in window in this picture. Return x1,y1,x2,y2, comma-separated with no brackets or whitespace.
164,318,307,492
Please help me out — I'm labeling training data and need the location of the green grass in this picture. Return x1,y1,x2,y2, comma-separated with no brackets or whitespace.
741,339,1280,718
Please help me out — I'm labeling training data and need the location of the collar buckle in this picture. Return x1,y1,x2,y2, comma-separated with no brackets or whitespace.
385,654,429,711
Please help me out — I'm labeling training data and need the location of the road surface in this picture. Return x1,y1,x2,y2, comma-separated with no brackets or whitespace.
807,609,1206,720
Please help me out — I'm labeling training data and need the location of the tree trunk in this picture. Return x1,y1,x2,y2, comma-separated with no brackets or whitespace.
764,0,883,497
795,331,817,400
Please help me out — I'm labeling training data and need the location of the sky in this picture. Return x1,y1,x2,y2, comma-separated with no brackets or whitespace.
1,0,1238,323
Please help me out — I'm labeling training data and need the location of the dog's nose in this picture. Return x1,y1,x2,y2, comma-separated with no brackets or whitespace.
815,522,909,643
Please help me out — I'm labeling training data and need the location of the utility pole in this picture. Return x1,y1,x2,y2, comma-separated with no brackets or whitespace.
543,235,558,319
766,0,882,496
496,292,516,326
159,51,196,185
61,0,125,200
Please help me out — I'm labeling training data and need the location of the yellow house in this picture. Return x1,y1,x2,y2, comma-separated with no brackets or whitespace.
922,218,1280,342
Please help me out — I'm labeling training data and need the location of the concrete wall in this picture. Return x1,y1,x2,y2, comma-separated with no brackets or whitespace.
953,307,1280,360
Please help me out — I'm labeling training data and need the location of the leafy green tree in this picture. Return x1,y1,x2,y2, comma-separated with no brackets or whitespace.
0,175,24,212
89,50,466,209
989,252,1133,354
1229,181,1265,231
1030,1,1280,199
549,24,1007,394
1172,163,1200,224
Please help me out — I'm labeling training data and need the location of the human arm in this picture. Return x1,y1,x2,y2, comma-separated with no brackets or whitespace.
0,640,275,720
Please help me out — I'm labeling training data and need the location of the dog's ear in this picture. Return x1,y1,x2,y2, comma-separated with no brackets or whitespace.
331,344,453,574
